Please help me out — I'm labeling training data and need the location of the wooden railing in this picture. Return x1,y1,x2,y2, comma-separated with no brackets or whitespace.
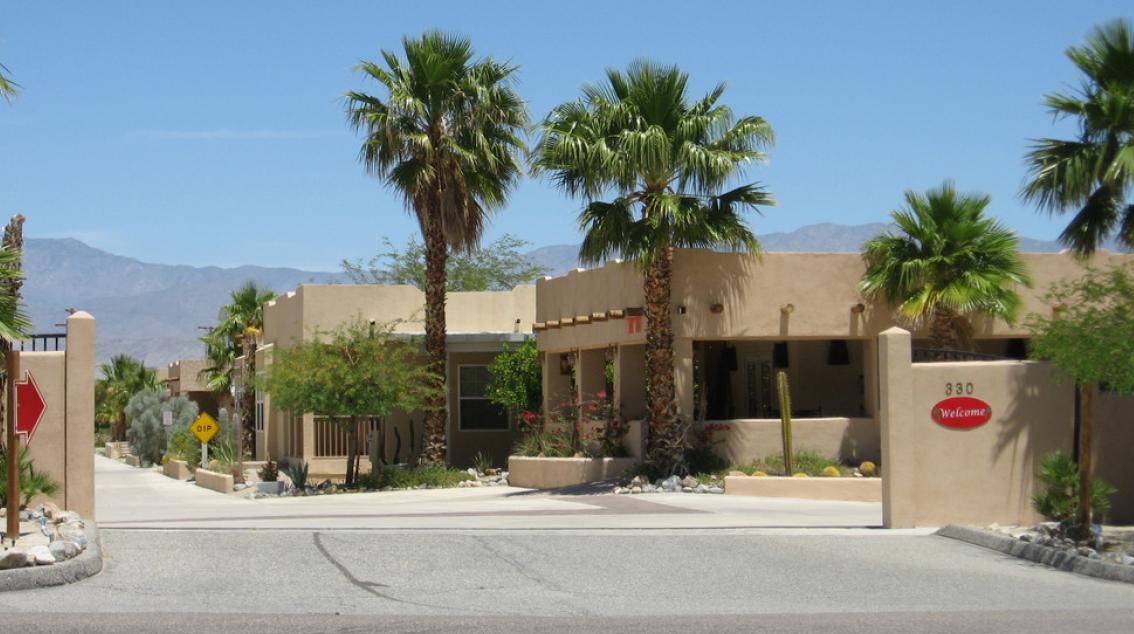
313,417,381,458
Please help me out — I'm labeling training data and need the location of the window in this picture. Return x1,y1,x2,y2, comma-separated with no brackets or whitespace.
458,365,509,431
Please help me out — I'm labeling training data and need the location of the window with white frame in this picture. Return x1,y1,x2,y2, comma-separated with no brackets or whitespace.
458,365,509,431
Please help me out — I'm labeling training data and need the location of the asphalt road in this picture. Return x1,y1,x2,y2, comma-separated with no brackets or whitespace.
2,528,1133,632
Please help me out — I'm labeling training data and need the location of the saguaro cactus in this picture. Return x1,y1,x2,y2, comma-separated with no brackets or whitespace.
776,370,794,475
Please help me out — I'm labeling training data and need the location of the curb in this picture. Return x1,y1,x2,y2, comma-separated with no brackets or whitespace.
937,524,1134,584
0,522,103,592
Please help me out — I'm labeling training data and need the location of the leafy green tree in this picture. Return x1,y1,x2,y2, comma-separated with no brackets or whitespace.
1021,19,1134,254
485,339,541,421
531,60,773,474
343,234,549,291
1028,264,1134,533
860,182,1032,350
125,389,199,466
345,31,526,464
200,281,276,453
98,354,159,441
262,319,440,485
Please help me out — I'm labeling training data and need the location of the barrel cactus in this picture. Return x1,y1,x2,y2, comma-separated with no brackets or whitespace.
822,466,841,477
859,461,877,477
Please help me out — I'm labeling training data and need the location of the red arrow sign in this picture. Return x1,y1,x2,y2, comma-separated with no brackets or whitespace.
15,371,46,442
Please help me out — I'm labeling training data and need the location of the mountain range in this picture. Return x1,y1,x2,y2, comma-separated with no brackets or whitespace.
21,223,1119,367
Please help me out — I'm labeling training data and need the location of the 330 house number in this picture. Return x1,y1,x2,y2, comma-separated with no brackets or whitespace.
945,382,974,396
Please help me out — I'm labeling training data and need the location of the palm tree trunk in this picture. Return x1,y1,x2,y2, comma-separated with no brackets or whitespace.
929,306,960,351
1076,383,1094,534
420,212,448,465
241,336,257,458
643,246,686,474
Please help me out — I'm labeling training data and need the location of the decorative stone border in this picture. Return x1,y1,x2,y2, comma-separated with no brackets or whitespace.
937,524,1134,584
194,468,234,494
508,456,637,489
162,459,192,481
723,475,882,502
0,523,103,592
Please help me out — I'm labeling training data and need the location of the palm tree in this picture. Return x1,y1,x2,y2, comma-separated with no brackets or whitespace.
860,182,1032,350
345,31,526,464
1021,18,1134,255
200,281,275,453
0,62,17,102
99,354,158,441
531,61,774,474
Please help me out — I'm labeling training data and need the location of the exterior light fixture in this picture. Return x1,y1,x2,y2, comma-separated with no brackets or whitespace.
709,303,724,314
780,304,794,314
676,305,687,315
851,303,866,314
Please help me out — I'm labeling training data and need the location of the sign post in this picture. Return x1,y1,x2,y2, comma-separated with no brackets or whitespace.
190,412,219,468
5,350,19,545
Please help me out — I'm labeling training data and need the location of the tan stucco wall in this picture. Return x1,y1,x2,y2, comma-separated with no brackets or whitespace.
724,475,882,502
20,312,96,518
536,250,1134,352
704,418,880,466
508,456,638,489
1094,392,1134,524
879,328,1075,528
167,359,209,394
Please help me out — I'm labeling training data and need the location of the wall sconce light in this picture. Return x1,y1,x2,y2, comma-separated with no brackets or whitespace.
676,304,687,315
851,303,865,314
780,304,794,314
709,303,724,314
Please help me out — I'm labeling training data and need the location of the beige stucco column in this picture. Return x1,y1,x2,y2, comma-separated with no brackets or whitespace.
301,412,315,463
878,327,914,528
64,311,96,519
674,338,695,419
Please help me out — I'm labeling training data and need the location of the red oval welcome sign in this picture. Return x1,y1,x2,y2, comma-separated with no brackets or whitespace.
931,396,992,429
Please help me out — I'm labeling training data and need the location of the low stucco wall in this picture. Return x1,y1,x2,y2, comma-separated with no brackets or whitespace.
194,468,234,494
724,476,881,502
702,418,879,466
162,459,192,481
508,456,637,489
103,442,130,460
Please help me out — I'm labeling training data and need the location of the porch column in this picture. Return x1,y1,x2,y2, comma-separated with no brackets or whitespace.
301,412,315,463
674,337,695,419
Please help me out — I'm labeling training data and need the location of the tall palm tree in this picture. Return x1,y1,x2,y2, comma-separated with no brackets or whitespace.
0,62,17,102
200,281,275,452
99,354,158,441
532,61,774,474
860,182,1032,350
345,31,526,464
1022,18,1134,255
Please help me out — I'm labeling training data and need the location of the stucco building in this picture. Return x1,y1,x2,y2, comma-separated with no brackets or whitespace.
252,283,534,475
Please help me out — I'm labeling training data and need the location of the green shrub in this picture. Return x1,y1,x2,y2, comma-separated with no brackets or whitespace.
284,460,310,491
742,450,849,477
1032,451,1115,522
166,429,202,467
258,458,279,483
359,465,474,490
125,390,198,466
472,451,493,474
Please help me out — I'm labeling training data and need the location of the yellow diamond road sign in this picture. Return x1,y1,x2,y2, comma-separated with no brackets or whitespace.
190,413,219,443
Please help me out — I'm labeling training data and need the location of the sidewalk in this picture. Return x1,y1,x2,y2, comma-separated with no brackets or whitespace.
94,455,888,531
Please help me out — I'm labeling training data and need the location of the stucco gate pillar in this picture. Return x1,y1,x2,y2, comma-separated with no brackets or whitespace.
877,327,915,528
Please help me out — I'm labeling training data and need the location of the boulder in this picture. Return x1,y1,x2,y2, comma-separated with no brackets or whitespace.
0,550,31,569
681,476,699,489
28,545,55,566
49,540,81,562
57,523,88,549
39,502,61,520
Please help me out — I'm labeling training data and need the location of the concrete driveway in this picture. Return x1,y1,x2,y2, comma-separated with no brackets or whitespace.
94,455,885,530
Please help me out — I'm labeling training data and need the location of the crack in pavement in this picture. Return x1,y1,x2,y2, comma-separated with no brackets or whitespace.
469,535,592,616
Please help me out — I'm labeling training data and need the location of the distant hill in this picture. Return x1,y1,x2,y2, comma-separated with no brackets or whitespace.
22,224,1124,366
23,238,342,367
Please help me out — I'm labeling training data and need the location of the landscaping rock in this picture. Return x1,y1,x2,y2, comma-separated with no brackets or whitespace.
694,484,709,494
57,523,88,549
660,475,681,492
0,550,31,569
466,468,478,478
631,486,642,494
256,481,285,495
1077,546,1099,559
680,475,699,489
54,511,81,525
39,502,60,520
49,540,81,562
28,545,56,566
682,486,692,493
707,486,725,494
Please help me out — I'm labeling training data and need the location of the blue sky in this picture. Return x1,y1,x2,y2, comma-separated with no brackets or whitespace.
1,1,1129,270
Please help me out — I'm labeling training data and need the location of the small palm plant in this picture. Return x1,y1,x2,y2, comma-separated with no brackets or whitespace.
0,445,61,507
860,182,1032,350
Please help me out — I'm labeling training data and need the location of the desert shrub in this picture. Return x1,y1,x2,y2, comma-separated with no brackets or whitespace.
1032,451,1115,522
742,450,849,477
686,445,729,476
510,398,628,458
284,460,309,491
166,428,202,467
472,451,493,474
125,390,199,466
359,464,474,490
259,458,279,482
